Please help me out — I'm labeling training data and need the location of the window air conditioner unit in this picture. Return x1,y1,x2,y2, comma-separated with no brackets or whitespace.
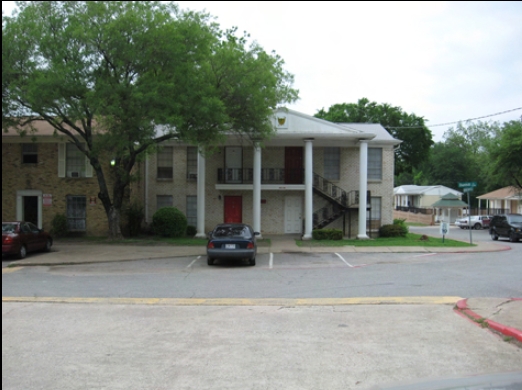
187,173,197,180
71,172,79,178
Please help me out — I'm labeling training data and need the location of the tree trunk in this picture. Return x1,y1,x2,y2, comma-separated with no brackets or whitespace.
107,206,123,240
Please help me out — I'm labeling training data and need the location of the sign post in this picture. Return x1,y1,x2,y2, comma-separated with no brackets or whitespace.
440,221,449,243
458,182,477,245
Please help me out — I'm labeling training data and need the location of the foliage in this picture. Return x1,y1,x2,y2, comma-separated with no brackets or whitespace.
314,98,434,176
296,233,473,247
50,213,68,237
488,120,522,190
379,224,408,238
152,207,187,238
2,1,298,239
125,202,144,237
393,218,408,229
312,229,343,240
186,225,197,237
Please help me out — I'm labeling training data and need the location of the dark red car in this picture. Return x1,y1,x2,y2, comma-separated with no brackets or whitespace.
2,221,53,259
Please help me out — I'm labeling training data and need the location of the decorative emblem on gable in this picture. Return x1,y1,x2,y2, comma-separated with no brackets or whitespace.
276,115,288,129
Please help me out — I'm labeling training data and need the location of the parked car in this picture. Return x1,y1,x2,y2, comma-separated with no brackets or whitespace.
207,223,259,266
455,215,491,230
489,214,522,242
2,221,53,259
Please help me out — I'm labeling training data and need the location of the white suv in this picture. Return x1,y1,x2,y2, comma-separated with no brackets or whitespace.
455,215,491,230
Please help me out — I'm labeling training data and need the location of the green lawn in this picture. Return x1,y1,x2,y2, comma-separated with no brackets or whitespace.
295,233,474,247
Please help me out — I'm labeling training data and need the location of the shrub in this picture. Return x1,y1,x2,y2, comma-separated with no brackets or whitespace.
152,207,187,238
50,213,68,237
186,225,197,237
312,229,343,240
393,218,407,228
379,224,408,237
125,202,144,237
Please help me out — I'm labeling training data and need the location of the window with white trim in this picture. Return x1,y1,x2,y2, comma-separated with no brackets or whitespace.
22,143,38,164
67,195,86,231
324,147,340,180
186,196,197,227
157,146,174,179
156,195,173,210
367,197,382,220
368,148,382,180
187,147,198,180
66,144,86,177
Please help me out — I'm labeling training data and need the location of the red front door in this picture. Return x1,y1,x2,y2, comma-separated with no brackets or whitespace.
285,147,304,184
224,196,242,223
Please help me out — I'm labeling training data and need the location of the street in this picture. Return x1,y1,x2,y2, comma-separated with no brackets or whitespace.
3,227,522,389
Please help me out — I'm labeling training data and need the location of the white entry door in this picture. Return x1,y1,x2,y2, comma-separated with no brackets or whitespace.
285,196,302,233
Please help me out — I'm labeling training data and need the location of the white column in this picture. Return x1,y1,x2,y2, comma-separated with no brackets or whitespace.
303,139,314,240
358,140,369,239
195,148,206,238
253,142,262,238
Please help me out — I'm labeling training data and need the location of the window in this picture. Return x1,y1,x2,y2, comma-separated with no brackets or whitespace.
22,143,38,164
367,197,382,220
368,148,382,180
67,196,86,231
324,147,340,180
186,196,197,227
66,143,86,177
187,147,198,180
156,195,173,210
157,146,173,179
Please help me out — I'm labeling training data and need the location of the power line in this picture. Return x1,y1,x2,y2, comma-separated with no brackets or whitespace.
386,107,522,129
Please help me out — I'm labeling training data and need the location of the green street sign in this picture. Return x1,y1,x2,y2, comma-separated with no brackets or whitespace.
463,187,474,193
458,181,477,188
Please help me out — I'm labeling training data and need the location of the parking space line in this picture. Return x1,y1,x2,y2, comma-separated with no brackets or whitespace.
186,256,200,268
2,267,23,274
269,253,273,269
335,253,353,267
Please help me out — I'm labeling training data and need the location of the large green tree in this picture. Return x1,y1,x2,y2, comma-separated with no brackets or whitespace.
315,98,434,177
3,1,298,238
488,120,522,190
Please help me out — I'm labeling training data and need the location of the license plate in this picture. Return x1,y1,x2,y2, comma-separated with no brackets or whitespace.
225,244,236,249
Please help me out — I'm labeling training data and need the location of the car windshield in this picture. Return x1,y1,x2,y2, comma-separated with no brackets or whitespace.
2,223,17,233
213,226,251,238
508,215,522,223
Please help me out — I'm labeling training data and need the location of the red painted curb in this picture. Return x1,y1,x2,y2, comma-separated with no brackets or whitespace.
455,298,522,342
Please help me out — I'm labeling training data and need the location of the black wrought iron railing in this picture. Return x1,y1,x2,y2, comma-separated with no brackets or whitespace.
313,173,363,208
217,168,303,184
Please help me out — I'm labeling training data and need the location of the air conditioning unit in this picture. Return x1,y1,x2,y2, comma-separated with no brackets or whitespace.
187,173,197,180
71,172,79,178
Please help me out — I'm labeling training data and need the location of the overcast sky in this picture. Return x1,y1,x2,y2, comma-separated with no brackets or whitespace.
3,1,521,141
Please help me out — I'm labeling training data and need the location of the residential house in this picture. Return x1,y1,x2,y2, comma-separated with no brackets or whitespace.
477,186,522,214
393,185,464,223
2,121,112,235
135,108,401,238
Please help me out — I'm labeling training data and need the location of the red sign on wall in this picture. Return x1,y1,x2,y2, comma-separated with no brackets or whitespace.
43,194,52,207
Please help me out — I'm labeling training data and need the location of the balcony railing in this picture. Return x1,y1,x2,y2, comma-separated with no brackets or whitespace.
217,168,303,184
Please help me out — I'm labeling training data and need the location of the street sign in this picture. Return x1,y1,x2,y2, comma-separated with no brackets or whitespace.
458,181,477,188
463,187,474,193
440,221,449,236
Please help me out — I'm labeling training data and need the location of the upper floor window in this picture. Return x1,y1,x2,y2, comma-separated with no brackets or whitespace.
58,143,93,178
368,148,382,180
187,147,198,180
324,147,340,180
157,146,173,179
22,143,38,164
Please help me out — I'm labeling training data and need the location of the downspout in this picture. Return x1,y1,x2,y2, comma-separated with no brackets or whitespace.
145,155,149,223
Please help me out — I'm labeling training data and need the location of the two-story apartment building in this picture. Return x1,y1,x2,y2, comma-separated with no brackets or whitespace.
2,121,111,235
135,108,401,239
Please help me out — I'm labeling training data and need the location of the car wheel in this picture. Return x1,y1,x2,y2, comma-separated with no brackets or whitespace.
473,223,481,230
509,232,519,243
249,257,256,266
490,232,499,241
45,239,52,252
18,245,27,259
207,257,214,266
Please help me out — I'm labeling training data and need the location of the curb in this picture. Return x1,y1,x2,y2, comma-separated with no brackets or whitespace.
455,298,522,343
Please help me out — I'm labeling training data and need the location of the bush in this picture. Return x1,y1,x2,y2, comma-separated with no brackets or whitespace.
186,225,197,237
379,224,408,237
393,218,407,228
50,213,68,237
312,229,343,240
152,207,187,238
125,202,144,237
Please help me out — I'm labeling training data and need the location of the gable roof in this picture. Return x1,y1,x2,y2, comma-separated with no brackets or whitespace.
477,186,522,200
394,185,462,196
431,193,468,208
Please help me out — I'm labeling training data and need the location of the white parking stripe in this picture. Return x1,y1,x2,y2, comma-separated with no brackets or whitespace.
186,256,200,268
335,253,353,267
269,253,274,269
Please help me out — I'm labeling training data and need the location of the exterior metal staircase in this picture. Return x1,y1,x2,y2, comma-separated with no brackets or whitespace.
312,173,369,230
